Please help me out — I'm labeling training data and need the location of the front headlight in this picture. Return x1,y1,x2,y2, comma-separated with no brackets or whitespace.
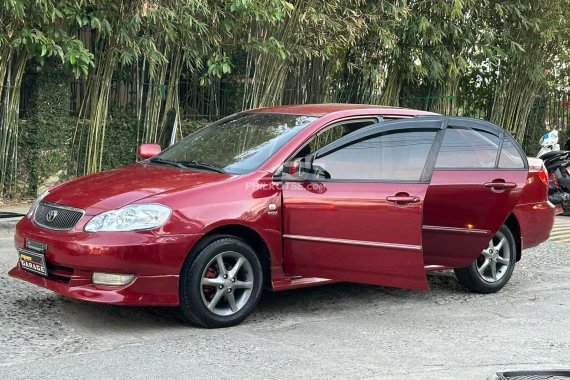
84,204,172,232
27,190,50,217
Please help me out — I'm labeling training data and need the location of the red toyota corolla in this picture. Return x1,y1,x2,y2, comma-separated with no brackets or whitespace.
10,104,555,328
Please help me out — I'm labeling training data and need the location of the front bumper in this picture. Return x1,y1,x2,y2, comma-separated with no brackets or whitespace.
8,217,201,306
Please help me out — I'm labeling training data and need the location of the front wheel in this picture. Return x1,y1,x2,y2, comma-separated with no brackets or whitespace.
179,236,263,328
454,225,516,293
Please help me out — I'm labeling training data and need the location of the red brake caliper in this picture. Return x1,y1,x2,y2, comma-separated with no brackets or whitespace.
203,267,218,297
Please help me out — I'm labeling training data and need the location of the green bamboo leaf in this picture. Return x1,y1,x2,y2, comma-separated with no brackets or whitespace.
418,16,429,33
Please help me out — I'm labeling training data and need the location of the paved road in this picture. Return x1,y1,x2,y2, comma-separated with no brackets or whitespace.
0,229,569,379
549,216,570,244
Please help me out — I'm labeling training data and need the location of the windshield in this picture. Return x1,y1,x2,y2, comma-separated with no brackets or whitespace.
152,113,317,174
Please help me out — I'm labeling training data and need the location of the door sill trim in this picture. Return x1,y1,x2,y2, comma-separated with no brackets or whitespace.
424,265,450,272
272,277,336,291
423,225,490,236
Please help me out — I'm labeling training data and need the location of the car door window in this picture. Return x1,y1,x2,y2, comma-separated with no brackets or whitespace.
435,127,500,169
498,137,525,169
303,120,376,156
313,130,437,181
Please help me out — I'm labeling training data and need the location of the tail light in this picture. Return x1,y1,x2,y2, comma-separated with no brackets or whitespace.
538,165,549,186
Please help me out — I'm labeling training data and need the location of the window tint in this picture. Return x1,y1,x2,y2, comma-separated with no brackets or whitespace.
499,138,525,168
307,121,375,154
313,130,436,181
436,128,500,168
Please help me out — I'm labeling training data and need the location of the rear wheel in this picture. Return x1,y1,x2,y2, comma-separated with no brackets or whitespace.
179,236,263,328
454,225,516,293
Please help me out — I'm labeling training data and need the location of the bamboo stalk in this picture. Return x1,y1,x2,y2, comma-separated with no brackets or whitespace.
0,48,27,197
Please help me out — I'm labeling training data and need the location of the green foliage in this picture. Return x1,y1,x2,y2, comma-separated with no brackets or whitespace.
3,0,570,199
19,59,74,196
180,119,208,137
1,0,94,77
100,113,139,171
489,0,570,139
72,0,299,175
98,116,208,172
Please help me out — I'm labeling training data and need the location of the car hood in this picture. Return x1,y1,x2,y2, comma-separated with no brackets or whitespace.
45,163,232,214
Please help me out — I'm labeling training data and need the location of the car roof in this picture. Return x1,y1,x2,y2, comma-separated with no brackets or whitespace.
246,103,439,117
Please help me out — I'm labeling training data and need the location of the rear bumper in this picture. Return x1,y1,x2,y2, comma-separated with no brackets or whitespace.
514,201,556,250
9,217,202,306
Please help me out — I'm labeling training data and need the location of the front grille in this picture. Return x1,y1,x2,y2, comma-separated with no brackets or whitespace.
34,202,85,231
46,262,74,283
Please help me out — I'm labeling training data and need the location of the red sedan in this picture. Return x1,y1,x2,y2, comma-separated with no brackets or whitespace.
10,104,555,328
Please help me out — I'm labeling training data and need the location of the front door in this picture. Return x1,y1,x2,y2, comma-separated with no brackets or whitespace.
281,120,443,290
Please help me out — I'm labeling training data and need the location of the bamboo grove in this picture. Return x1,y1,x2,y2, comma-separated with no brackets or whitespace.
1,0,570,197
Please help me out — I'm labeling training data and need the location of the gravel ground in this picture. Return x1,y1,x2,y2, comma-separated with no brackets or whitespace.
0,234,569,380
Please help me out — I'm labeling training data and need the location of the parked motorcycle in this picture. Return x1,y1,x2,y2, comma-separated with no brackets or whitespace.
535,129,570,212
537,130,560,157
539,149,570,213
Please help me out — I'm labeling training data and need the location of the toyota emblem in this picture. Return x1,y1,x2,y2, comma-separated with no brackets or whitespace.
46,210,58,222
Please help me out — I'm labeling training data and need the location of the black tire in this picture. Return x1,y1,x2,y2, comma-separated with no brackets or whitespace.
179,235,263,328
454,225,516,294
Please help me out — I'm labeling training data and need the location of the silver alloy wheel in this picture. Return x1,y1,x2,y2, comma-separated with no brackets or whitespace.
200,251,254,316
476,230,511,283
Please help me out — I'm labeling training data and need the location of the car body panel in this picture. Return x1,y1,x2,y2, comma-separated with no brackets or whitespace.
422,169,528,267
44,164,233,214
248,103,438,117
513,158,556,249
10,216,201,305
282,181,428,290
514,202,555,250
8,265,179,305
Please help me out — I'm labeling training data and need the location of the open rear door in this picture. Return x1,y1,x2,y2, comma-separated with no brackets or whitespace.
422,117,528,267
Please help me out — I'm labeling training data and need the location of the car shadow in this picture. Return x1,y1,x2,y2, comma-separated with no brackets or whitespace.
50,272,465,331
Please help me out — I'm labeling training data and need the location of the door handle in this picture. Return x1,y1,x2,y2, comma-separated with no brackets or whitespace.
483,181,517,190
386,195,421,204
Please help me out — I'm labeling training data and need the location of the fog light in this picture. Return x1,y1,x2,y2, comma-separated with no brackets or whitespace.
92,272,135,286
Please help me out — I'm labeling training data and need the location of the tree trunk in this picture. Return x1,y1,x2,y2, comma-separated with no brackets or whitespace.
380,64,402,106
428,77,459,115
491,72,541,143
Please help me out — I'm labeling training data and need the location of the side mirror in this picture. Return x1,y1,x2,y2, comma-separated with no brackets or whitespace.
137,144,162,159
284,157,302,176
279,155,315,182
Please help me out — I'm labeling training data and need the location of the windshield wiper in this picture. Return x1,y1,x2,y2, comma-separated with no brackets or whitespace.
148,157,187,169
179,160,226,174
149,157,225,173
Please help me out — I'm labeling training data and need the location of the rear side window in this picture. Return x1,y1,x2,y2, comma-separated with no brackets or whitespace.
313,130,436,181
435,128,500,169
499,137,525,169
